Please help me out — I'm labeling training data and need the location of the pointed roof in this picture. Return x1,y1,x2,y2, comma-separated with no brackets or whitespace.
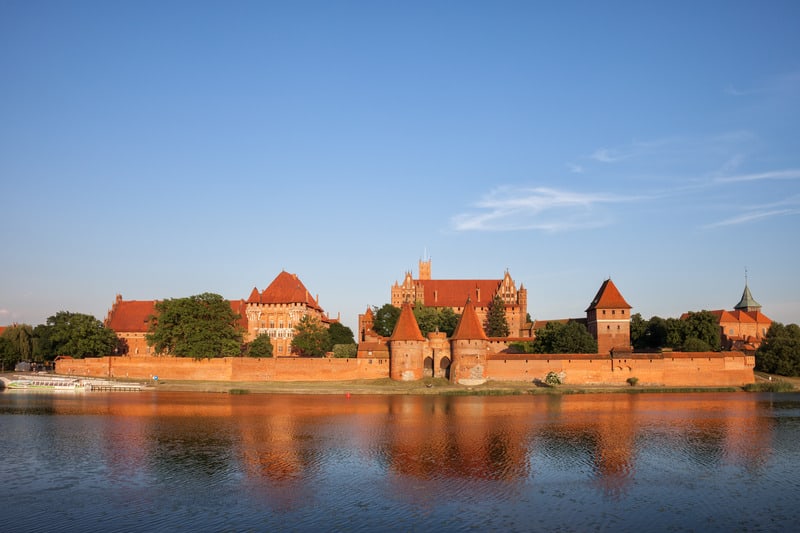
390,303,425,341
734,284,761,311
247,287,261,303
451,298,488,341
259,271,322,311
586,279,631,312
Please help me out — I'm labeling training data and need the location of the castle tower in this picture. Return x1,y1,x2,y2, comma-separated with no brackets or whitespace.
389,303,426,381
586,279,632,355
419,257,431,281
358,306,375,342
449,298,490,385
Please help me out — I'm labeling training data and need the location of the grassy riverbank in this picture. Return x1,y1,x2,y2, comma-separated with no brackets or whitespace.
4,372,797,395
133,375,796,395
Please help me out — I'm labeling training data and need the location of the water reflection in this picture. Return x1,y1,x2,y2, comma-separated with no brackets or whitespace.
0,391,794,531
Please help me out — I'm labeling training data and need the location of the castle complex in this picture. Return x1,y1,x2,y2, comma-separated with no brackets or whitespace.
85,257,765,387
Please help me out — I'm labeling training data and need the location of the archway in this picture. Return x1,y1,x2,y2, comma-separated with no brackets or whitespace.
439,356,451,380
423,356,434,378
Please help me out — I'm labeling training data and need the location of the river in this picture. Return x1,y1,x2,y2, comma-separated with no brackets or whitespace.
1,391,799,532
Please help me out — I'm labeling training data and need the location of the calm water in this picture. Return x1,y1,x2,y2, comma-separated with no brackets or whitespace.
1,391,799,532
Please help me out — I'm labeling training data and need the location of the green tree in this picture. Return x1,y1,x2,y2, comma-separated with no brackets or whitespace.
532,321,597,354
665,318,686,349
32,324,56,361
291,315,330,357
485,295,510,337
42,311,118,359
756,322,800,376
413,303,440,336
1,324,34,361
438,307,460,337
372,304,401,337
332,344,357,358
630,313,647,348
146,293,243,359
327,321,355,347
0,337,17,371
246,333,273,358
682,311,721,351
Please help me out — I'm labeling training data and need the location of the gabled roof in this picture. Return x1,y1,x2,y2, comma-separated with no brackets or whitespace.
229,299,249,330
746,310,772,323
105,300,157,333
419,279,502,307
586,279,631,312
734,284,762,311
451,298,488,341
258,271,322,311
390,303,425,341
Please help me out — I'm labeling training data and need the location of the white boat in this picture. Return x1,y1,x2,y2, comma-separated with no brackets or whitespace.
1,375,86,392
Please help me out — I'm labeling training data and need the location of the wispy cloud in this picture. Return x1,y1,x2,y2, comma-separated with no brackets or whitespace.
451,186,642,232
590,148,629,163
566,163,584,173
705,209,800,228
714,169,800,183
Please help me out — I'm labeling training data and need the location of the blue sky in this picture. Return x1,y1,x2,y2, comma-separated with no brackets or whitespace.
2,1,799,334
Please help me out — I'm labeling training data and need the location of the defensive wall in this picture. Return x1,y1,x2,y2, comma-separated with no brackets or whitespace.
56,351,754,387
487,351,755,387
56,356,390,382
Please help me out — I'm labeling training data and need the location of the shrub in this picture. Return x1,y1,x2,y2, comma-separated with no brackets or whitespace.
545,371,562,386
627,377,639,387
332,344,357,358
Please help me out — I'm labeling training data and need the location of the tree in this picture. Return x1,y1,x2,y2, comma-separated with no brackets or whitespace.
438,307,460,337
372,304,401,337
327,322,355,347
485,295,510,337
332,344,357,358
532,321,597,354
42,311,118,359
32,323,56,361
756,322,800,376
246,333,273,358
146,293,243,359
413,303,440,336
682,311,721,351
1,324,34,362
0,337,17,371
291,315,330,357
630,313,647,348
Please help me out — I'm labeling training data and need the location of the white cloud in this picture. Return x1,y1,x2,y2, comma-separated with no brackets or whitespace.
714,169,800,183
590,148,628,163
705,209,800,228
451,186,638,232
566,163,584,173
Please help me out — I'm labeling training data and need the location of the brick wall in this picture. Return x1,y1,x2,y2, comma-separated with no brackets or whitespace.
56,356,390,382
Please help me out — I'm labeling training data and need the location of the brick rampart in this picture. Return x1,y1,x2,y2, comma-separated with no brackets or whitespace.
56,351,753,387
487,351,755,387
56,356,390,382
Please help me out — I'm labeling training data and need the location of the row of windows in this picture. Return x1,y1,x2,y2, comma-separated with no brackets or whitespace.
601,309,626,316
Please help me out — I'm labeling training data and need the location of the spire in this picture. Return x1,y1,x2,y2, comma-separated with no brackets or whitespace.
451,298,488,340
734,283,761,312
390,303,425,341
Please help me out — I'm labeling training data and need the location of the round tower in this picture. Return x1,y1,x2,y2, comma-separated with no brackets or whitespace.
389,303,426,381
449,298,490,385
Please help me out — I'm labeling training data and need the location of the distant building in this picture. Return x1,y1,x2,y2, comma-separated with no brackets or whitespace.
359,257,529,340
707,283,772,352
104,271,335,357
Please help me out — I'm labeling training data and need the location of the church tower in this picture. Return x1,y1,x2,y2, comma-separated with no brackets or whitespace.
419,257,431,281
586,279,632,355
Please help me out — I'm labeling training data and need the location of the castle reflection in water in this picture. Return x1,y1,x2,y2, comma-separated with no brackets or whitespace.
36,392,774,502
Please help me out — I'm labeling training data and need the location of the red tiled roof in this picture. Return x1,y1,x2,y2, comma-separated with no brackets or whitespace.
451,298,488,341
259,271,322,311
420,279,502,307
0,326,6,336
390,303,425,341
747,310,772,323
105,300,157,333
247,287,260,303
586,279,631,311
